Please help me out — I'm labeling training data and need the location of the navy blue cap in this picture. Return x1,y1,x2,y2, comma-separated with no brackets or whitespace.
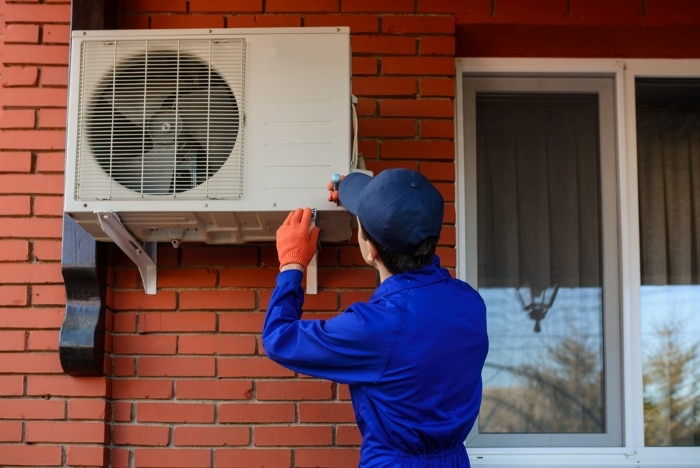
338,168,444,253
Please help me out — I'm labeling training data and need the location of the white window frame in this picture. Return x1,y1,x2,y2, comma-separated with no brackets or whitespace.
455,58,700,467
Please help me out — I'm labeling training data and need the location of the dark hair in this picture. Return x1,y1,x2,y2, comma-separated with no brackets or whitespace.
359,220,438,274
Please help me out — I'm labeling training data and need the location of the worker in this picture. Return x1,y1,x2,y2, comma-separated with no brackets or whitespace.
262,168,489,467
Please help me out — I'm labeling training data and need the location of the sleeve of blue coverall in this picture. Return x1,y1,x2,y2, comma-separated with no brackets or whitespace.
261,269,393,385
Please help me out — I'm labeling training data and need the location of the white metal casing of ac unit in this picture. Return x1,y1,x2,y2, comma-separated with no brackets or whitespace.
64,27,354,245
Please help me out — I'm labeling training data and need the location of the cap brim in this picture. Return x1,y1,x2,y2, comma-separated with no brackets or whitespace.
338,172,373,216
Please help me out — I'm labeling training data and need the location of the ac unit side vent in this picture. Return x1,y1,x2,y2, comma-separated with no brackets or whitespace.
75,38,246,201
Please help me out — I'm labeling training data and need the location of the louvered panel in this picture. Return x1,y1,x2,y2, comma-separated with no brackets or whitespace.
74,38,246,201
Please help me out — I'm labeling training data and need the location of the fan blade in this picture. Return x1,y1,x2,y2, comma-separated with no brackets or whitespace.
109,83,175,128
178,85,238,157
132,145,177,195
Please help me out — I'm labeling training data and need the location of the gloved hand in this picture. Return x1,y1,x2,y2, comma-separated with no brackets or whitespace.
276,208,320,270
327,173,345,204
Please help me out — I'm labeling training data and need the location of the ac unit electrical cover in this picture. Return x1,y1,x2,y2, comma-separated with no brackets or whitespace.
64,27,353,245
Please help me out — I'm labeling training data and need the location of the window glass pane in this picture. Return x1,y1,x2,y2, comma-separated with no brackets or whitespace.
476,94,606,436
637,78,700,447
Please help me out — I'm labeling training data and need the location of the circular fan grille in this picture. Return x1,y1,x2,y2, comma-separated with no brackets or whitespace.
87,51,239,195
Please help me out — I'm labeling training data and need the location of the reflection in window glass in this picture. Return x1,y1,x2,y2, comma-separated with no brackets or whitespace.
637,78,700,447
476,94,606,435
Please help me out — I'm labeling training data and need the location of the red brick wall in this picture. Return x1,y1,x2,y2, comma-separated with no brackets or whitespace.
1,1,699,467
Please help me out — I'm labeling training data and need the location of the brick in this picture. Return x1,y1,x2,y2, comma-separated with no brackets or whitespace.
26,375,108,397
1,65,39,86
181,245,258,266
0,152,32,172
0,130,66,151
3,44,69,66
218,312,265,333
175,379,253,400
380,98,453,118
341,0,414,13
179,289,256,310
138,311,217,333
420,119,454,139
134,448,211,468
0,196,31,215
65,445,108,468
112,290,177,311
0,421,23,442
0,263,62,285
0,331,26,351
137,402,215,423
0,445,63,466
357,117,416,138
137,356,216,378
174,426,250,446
37,108,66,128
156,267,217,288
122,0,187,12
382,56,455,75
295,448,361,467
113,424,170,446
0,375,25,396
36,152,65,172
31,284,65,306
0,398,65,420
215,449,292,468
26,329,59,350
112,334,178,355
420,161,456,181
420,77,455,97
113,401,133,422
299,402,356,422
3,24,40,43
645,0,700,25
113,357,136,377
351,35,416,55
0,352,62,374
351,56,379,75
190,0,262,12
305,14,379,33
151,14,225,29
493,0,568,23
420,36,456,56
0,110,35,129
33,196,63,216
266,0,339,13
0,217,63,238
353,77,416,97
219,402,296,423
67,398,108,420
26,421,107,443
383,15,455,34
111,379,173,400
254,425,333,446
5,3,72,23
417,0,490,15
219,268,276,288
219,356,295,378
1,87,68,108
40,66,69,86
337,424,362,445
382,140,454,160
257,380,334,401
113,312,137,333
225,14,302,28
177,334,257,355
43,24,70,44
570,0,644,24
0,307,64,329
317,268,377,288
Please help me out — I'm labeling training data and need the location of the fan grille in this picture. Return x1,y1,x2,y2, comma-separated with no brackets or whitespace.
75,38,246,200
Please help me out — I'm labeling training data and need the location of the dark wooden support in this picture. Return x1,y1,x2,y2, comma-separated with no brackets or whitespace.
59,0,116,376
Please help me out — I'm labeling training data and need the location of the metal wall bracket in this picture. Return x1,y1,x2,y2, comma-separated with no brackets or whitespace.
96,211,158,295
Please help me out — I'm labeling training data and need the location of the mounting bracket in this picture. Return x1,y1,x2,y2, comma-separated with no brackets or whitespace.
96,211,158,295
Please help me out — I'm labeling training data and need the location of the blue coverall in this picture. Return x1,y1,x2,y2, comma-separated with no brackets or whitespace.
262,256,489,467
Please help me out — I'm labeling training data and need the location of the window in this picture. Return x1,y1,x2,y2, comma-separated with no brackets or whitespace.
457,59,700,466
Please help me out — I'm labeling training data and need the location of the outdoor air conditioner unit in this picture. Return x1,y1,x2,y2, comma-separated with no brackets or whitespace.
64,27,357,293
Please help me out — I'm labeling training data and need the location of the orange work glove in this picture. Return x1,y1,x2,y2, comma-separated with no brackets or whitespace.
276,208,320,270
327,173,345,204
